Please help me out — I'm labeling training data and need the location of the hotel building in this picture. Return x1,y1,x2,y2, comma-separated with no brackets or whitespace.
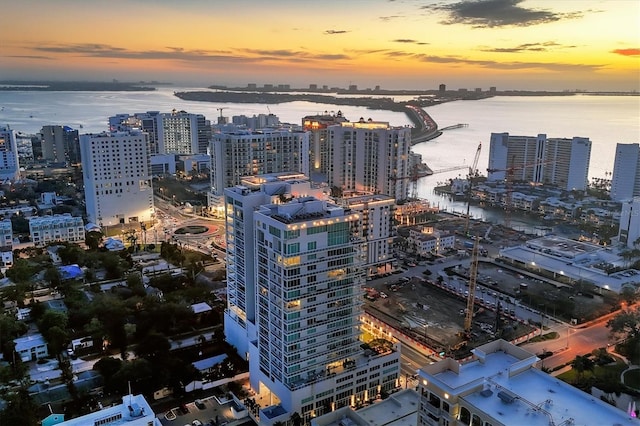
325,120,411,201
210,128,310,195
223,174,400,425
611,143,640,202
487,133,591,191
80,130,154,227
29,214,85,247
0,126,20,181
416,339,637,426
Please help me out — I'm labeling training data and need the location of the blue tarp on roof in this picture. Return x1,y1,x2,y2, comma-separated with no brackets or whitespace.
58,264,83,280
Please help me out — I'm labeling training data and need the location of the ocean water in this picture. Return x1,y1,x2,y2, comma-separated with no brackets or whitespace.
1,87,638,226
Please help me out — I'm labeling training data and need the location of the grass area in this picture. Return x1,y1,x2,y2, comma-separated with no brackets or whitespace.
557,361,628,383
624,369,640,390
528,331,559,343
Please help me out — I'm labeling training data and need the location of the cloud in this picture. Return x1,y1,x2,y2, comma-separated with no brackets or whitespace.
424,0,584,28
611,48,640,57
379,15,403,22
6,55,54,60
392,39,429,45
480,41,575,53
27,43,350,65
383,50,604,72
324,29,349,35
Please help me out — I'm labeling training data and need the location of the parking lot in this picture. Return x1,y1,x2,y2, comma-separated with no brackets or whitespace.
159,396,251,426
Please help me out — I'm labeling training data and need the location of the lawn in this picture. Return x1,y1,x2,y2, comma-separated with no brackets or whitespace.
623,368,640,390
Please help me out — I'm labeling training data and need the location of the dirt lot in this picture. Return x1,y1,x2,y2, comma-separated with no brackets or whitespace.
365,276,533,356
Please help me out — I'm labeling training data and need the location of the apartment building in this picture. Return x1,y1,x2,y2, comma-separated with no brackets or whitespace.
302,112,348,173
619,197,640,249
223,174,400,425
29,214,85,247
325,120,411,201
80,130,154,227
487,133,591,191
0,126,20,181
39,125,81,165
611,143,640,202
210,128,310,195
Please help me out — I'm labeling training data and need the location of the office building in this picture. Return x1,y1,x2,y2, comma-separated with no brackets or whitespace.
223,174,400,425
39,125,80,165
55,394,161,426
0,126,20,181
416,339,637,426
619,198,640,249
29,214,85,247
487,133,591,191
302,112,348,173
611,143,640,201
326,120,411,201
80,130,154,227
210,128,310,194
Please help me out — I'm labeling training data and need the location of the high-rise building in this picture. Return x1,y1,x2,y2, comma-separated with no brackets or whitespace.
610,143,640,202
339,194,395,275
210,128,310,195
302,112,348,173
157,110,211,155
487,133,591,191
618,197,640,249
109,111,161,154
80,130,154,227
416,339,636,426
325,120,411,201
223,174,400,425
40,125,81,164
0,126,20,181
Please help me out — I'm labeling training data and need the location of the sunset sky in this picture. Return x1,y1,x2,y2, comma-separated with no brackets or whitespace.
2,0,639,91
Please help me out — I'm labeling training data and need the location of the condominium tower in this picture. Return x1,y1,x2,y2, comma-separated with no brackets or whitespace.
0,126,20,181
210,128,310,194
80,130,154,227
487,133,591,191
302,112,348,173
610,143,640,202
223,174,400,425
40,125,81,164
325,120,411,201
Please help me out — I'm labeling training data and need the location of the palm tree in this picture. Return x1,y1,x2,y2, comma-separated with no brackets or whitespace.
571,355,595,380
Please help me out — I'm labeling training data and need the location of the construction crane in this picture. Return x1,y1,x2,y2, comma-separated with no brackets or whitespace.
464,142,482,235
464,236,480,336
216,107,228,124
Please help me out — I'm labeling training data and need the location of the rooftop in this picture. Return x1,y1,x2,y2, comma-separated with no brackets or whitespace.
418,340,638,426
57,394,158,425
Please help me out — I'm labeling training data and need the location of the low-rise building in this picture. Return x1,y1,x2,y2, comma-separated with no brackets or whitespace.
416,339,637,426
29,214,85,247
408,227,455,257
14,333,48,362
55,394,161,425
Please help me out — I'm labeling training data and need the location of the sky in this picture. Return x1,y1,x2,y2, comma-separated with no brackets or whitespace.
1,0,639,91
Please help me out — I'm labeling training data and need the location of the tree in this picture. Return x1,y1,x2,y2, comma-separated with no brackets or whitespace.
44,266,62,287
620,286,639,306
607,308,640,362
0,388,39,426
5,258,36,283
58,243,86,265
93,357,123,390
135,332,171,361
571,355,595,380
85,231,103,251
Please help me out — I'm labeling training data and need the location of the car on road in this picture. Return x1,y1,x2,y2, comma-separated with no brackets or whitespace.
192,420,203,426
380,292,388,299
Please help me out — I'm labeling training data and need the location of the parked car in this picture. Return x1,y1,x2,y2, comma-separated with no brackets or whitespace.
195,399,206,409
179,403,189,414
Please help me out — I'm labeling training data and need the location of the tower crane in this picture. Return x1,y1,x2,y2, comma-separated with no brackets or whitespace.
216,107,228,124
464,142,482,235
463,236,480,336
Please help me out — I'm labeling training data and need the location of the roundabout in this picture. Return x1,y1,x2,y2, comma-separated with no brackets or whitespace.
173,225,209,235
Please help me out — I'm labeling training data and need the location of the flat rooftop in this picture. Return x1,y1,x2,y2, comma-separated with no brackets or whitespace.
422,341,638,426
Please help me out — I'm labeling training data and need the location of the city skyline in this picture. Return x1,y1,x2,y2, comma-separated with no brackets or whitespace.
2,0,638,92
